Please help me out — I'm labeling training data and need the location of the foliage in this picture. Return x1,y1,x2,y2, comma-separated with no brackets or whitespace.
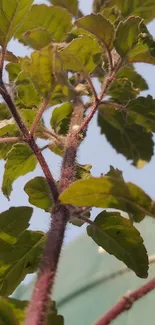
0,0,155,324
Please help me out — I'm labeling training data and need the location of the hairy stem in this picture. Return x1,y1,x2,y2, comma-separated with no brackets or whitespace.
25,204,69,325
0,137,26,143
95,278,155,325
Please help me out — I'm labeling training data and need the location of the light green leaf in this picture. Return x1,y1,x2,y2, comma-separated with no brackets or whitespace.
24,177,52,211
24,28,53,50
1,298,28,324
116,0,155,23
75,14,114,49
60,35,102,73
59,176,155,222
0,0,34,47
129,41,155,64
0,143,13,160
0,299,19,325
76,163,92,179
51,102,73,135
98,102,153,166
114,16,142,57
16,4,72,43
0,118,17,136
49,0,78,16
2,144,37,198
22,46,55,96
0,230,46,296
0,207,32,244
87,211,148,278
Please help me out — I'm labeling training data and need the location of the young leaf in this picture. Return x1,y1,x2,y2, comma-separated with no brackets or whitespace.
16,4,72,44
75,14,114,49
98,104,153,166
59,176,155,222
22,46,55,96
0,230,46,296
87,211,148,278
24,177,52,211
2,144,37,199
0,0,33,47
60,35,102,73
114,16,142,57
0,206,33,244
51,102,73,135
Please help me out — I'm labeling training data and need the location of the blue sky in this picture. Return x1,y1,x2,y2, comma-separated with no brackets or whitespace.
1,0,155,245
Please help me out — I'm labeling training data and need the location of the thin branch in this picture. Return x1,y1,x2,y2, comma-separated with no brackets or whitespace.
0,48,6,79
95,278,155,325
0,136,26,143
41,126,60,141
29,96,50,136
85,73,98,102
101,101,127,111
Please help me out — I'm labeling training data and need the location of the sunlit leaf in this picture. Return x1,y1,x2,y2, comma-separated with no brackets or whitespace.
51,102,73,135
49,0,78,16
24,28,53,50
87,211,148,278
2,144,37,198
24,177,52,211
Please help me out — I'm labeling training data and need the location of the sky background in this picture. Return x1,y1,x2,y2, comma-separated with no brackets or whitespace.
1,0,155,246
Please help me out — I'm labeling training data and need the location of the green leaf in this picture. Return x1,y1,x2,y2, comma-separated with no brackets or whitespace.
60,35,102,73
0,143,13,160
116,0,155,23
0,118,17,136
24,28,53,50
127,95,155,132
0,0,34,47
108,78,139,104
5,63,22,83
98,103,153,166
0,230,46,296
0,104,11,121
49,0,78,16
22,46,55,96
0,299,19,325
75,14,114,49
114,16,142,57
117,65,148,91
129,41,155,64
87,211,148,278
59,176,155,222
47,300,64,325
1,50,18,63
76,163,92,179
0,207,32,244
1,298,28,324
51,102,73,135
24,177,52,211
16,4,72,44
2,144,37,198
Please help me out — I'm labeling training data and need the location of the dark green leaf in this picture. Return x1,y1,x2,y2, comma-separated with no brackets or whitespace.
0,207,32,244
0,299,19,325
87,211,148,278
75,13,114,49
0,230,46,296
2,144,37,198
49,0,78,16
60,35,102,73
2,50,18,63
116,0,155,23
16,4,72,44
24,177,52,211
1,298,28,324
108,78,139,104
98,103,153,166
51,102,73,135
59,176,155,222
0,104,11,121
0,0,33,47
114,16,142,57
47,300,64,325
117,65,148,91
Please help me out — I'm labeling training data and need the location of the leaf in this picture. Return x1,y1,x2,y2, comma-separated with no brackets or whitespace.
114,16,142,57
2,144,37,198
0,230,46,296
0,299,19,325
49,0,78,16
87,211,148,278
24,28,53,50
75,14,114,49
51,102,73,135
76,163,92,179
0,0,33,47
24,177,52,211
0,118,17,136
0,143,13,160
116,0,155,23
60,35,102,73
22,46,55,96
127,95,155,132
98,103,153,166
16,4,72,44
107,78,139,104
47,300,64,325
1,298,28,324
0,207,33,244
0,104,11,121
129,41,155,65
0,50,18,63
117,65,148,91
59,176,155,222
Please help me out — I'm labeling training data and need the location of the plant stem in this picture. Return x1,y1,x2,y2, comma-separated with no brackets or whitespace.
0,137,26,143
29,97,50,136
25,204,69,325
95,278,155,325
